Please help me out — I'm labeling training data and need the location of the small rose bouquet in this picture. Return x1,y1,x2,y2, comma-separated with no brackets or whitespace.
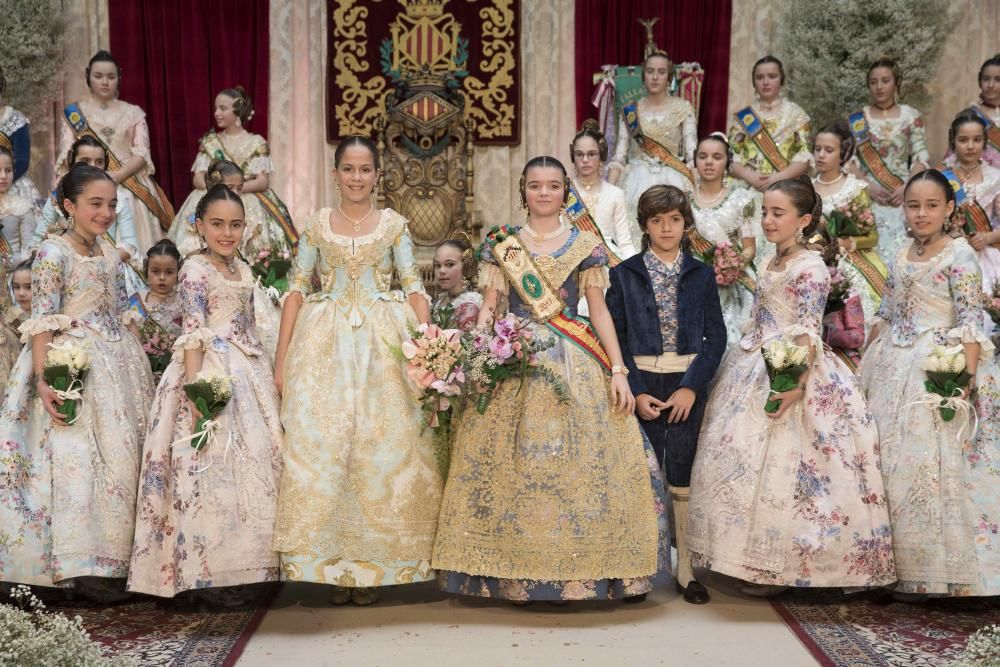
397,323,465,477
181,371,234,450
826,199,875,238
761,338,810,414
922,344,973,422
463,314,568,415
695,240,745,286
250,245,292,296
140,321,176,376
43,341,91,424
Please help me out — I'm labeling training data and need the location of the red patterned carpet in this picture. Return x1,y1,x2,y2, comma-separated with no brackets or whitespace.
44,584,278,666
771,590,1000,666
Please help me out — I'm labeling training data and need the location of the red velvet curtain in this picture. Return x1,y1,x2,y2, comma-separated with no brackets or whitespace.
108,0,270,207
575,0,732,136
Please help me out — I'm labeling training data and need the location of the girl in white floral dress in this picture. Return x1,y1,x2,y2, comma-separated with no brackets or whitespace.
860,169,1000,597
0,165,154,596
687,177,895,595
128,185,283,599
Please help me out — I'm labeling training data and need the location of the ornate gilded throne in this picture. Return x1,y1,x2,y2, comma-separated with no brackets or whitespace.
375,1,482,284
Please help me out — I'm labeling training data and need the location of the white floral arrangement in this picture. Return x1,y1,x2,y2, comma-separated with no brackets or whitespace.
779,0,958,128
952,624,1000,667
0,585,135,666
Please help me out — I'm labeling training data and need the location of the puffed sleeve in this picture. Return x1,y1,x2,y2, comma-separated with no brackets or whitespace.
578,243,611,292
247,137,273,176
851,187,879,251
610,188,638,258
114,189,140,258
738,191,759,239
31,197,62,252
781,256,829,353
172,257,215,351
288,215,320,295
788,106,814,165
476,235,508,295
946,239,994,353
908,110,930,171
19,240,72,340
391,220,428,298
608,112,630,171
130,112,155,172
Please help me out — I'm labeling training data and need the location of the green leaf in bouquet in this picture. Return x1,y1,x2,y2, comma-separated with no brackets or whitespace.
43,365,82,424
826,210,860,238
923,370,972,422
764,372,799,413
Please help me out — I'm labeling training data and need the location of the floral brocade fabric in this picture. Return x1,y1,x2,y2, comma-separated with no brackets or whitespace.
273,209,442,587
431,229,663,593
0,236,154,586
860,239,1000,595
687,251,896,588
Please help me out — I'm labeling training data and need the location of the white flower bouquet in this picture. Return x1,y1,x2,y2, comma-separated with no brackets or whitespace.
761,338,810,414
181,371,234,451
43,341,91,424
922,345,973,422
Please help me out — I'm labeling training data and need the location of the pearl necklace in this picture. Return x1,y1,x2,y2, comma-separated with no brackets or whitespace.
695,184,726,208
524,221,567,242
339,204,374,233
816,172,846,186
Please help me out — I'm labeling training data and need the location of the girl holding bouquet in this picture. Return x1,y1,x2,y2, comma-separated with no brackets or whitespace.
690,133,759,348
859,169,1000,597
432,238,481,331
0,164,154,597
128,184,283,599
127,239,183,383
687,176,895,595
607,184,726,604
812,122,889,368
273,136,440,606
432,156,669,603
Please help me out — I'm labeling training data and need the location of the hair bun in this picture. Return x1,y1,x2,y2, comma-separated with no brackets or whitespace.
581,118,600,133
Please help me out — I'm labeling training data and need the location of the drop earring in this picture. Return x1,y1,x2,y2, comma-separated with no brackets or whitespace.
794,227,805,244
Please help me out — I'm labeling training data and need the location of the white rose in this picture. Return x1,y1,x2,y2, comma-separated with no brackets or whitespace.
766,342,787,369
72,349,89,370
787,344,809,366
922,354,941,372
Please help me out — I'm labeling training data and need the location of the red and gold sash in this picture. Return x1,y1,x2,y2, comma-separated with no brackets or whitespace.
970,106,1000,155
735,106,789,172
484,225,611,373
63,103,175,231
0,132,11,153
201,132,299,245
623,102,695,187
848,111,903,192
686,226,756,294
843,250,887,297
564,182,621,267
962,200,993,236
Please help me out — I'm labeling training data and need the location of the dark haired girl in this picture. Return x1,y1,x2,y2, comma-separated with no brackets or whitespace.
812,122,889,369
433,156,669,604
128,184,283,601
861,169,1000,598
168,87,296,259
59,50,174,253
0,163,154,599
33,137,144,296
729,55,812,193
124,238,184,383
273,135,438,606
971,54,1000,168
431,237,481,330
943,108,1000,294
687,176,894,596
850,56,930,264
607,184,726,604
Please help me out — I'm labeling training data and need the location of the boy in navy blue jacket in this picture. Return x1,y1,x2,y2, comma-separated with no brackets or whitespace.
606,184,726,605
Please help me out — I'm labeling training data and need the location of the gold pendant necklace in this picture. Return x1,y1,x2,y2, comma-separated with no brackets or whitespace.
69,230,97,257
210,250,238,274
339,204,374,233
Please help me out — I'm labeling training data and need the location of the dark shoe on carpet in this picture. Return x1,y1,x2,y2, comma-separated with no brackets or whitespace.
623,593,647,603
676,580,710,604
